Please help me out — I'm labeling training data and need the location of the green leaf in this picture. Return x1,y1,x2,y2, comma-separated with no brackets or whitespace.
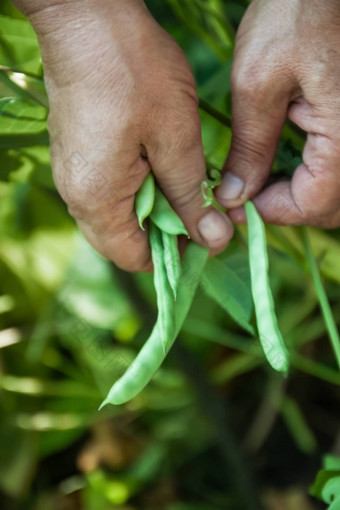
329,496,340,510
323,478,340,506
0,132,48,149
325,456,340,471
311,471,340,503
202,257,254,334
0,98,48,148
0,68,48,107
0,146,55,188
0,97,47,132
0,14,41,74
58,234,135,331
221,250,251,289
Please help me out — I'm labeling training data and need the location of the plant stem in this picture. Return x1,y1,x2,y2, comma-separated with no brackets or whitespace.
199,98,231,128
291,352,340,386
198,99,305,147
302,227,340,369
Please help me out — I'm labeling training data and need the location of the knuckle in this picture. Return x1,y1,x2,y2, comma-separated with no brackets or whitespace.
149,101,201,156
170,184,202,211
230,132,268,167
169,119,199,149
231,59,279,104
231,62,264,97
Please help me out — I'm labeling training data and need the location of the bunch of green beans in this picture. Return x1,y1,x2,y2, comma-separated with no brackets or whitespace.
100,173,208,407
100,171,290,409
135,173,188,352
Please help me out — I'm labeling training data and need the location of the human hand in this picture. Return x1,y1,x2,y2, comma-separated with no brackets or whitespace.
20,0,233,271
216,0,340,229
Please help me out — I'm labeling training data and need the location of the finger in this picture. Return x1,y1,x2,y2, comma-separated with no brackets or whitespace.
229,131,340,228
215,66,291,209
77,213,153,272
146,106,234,251
54,142,153,272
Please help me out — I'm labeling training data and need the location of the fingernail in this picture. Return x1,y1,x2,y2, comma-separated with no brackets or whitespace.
216,172,244,202
197,210,233,246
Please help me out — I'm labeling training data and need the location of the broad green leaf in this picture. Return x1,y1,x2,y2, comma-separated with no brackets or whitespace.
0,2,26,19
0,132,48,149
0,146,54,187
0,68,48,107
58,234,135,331
323,478,340,505
267,225,340,284
222,250,251,289
0,97,47,133
0,149,20,180
311,469,340,503
202,257,254,334
325,456,340,471
0,14,41,74
0,98,48,148
329,495,340,510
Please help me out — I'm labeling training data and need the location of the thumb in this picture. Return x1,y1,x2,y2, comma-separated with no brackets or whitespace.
146,107,233,252
215,71,290,208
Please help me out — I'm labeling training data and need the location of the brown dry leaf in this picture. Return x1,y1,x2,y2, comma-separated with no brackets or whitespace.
262,487,318,510
77,418,141,473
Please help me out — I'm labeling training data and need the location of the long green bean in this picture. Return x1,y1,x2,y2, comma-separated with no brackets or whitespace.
99,242,209,407
135,173,155,230
162,231,181,299
245,201,289,373
149,221,175,353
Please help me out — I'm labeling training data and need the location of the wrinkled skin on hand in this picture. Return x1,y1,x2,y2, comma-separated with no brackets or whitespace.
216,0,340,229
17,0,233,272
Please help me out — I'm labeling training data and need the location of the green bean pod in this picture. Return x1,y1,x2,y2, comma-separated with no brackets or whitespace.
150,187,189,236
162,231,181,299
149,221,175,353
135,173,155,230
99,242,209,407
245,201,289,373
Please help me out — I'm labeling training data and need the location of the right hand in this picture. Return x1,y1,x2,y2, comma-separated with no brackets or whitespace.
22,0,233,271
216,0,340,230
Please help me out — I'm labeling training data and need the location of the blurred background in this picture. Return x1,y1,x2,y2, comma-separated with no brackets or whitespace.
0,0,340,508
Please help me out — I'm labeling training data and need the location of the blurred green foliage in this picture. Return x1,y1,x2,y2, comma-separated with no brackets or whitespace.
0,0,339,509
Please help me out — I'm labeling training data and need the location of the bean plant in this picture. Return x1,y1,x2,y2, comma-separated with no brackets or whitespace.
1,1,340,508
100,171,292,408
